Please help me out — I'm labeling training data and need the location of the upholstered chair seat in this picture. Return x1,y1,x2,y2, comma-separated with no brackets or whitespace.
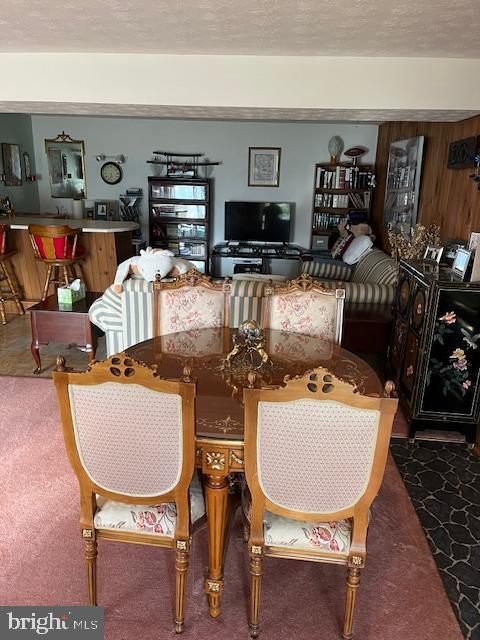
94,474,205,537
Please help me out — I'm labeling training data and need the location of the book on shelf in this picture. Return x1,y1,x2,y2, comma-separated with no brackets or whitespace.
315,165,374,190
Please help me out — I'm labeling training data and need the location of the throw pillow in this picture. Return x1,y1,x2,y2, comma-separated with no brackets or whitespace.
331,233,354,259
342,235,373,265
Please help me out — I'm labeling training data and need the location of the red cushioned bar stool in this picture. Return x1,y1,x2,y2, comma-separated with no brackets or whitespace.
0,224,25,324
28,224,86,301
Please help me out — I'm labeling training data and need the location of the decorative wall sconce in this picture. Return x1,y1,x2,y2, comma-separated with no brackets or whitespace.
95,154,126,163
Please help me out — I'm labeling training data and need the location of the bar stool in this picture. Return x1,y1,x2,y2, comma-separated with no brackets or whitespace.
28,224,86,301
0,224,25,324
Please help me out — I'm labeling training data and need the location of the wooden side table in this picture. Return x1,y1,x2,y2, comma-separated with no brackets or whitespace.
30,292,103,374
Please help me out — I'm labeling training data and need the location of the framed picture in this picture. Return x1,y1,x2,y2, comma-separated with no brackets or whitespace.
248,147,281,187
94,201,108,220
2,143,22,186
23,152,32,180
423,245,444,264
452,247,471,280
468,231,480,252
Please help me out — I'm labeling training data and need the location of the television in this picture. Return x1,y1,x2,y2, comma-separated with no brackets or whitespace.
225,201,291,242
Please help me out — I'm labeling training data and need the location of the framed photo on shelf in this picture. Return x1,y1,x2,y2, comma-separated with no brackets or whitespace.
423,245,444,264
452,247,471,280
94,201,108,220
248,147,281,187
468,231,480,252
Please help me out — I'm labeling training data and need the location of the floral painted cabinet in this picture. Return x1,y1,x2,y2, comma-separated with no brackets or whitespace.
389,259,480,443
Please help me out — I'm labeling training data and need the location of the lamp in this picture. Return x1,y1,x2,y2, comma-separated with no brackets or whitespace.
328,136,344,165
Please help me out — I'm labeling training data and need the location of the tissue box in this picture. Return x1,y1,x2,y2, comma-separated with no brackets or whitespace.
57,280,86,305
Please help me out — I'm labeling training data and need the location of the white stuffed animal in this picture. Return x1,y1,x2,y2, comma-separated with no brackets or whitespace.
112,247,192,294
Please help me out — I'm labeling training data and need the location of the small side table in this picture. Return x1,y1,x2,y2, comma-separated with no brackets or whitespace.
29,292,103,375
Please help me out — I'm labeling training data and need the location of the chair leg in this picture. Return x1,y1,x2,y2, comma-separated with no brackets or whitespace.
84,537,98,606
175,543,189,633
42,265,53,301
249,554,263,638
1,260,24,316
62,265,70,286
0,297,6,325
342,567,361,640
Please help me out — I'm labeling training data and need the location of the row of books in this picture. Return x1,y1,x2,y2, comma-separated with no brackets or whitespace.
314,191,371,209
312,212,346,231
386,165,415,190
315,166,374,189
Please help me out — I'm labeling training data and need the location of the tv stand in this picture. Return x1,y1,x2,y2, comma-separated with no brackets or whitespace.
211,241,305,277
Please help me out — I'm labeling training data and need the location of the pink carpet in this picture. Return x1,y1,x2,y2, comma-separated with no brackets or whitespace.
0,376,462,640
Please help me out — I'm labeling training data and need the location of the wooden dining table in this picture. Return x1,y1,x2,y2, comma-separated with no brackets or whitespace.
126,326,382,618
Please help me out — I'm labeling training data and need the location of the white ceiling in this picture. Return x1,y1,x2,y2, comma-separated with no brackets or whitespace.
1,102,477,123
1,0,480,57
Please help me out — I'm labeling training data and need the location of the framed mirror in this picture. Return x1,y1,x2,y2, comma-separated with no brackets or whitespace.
45,131,87,198
2,143,22,186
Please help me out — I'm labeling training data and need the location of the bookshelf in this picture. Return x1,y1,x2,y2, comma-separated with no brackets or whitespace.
310,162,375,251
148,176,210,274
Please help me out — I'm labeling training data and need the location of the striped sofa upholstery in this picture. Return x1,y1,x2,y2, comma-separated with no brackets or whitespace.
90,276,270,357
302,249,398,305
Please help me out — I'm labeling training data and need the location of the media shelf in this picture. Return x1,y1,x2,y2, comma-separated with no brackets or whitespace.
311,162,375,251
148,176,211,274
211,241,305,277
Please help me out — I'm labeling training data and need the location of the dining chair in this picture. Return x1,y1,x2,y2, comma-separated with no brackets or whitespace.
243,367,397,639
262,272,345,344
0,224,24,324
29,224,86,300
53,353,203,633
153,268,231,337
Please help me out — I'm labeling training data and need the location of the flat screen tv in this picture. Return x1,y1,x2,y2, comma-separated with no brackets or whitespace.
225,201,291,242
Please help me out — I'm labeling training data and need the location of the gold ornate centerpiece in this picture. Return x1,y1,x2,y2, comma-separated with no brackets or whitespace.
223,320,271,375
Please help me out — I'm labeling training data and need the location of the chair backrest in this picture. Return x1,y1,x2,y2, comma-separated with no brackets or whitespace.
262,273,345,344
0,224,7,255
53,354,196,536
153,269,231,337
243,367,397,553
29,224,80,261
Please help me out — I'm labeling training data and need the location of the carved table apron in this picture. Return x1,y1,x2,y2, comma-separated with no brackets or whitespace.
126,327,381,618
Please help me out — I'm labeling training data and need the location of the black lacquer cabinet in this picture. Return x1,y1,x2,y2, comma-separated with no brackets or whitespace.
389,259,480,443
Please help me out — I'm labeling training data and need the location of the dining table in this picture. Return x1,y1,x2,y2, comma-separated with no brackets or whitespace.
126,326,382,618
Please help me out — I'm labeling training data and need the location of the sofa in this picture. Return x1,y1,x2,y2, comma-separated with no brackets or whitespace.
90,248,397,357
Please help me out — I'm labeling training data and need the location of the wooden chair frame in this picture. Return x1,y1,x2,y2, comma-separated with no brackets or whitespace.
262,272,346,345
0,224,24,323
29,224,84,300
53,354,197,633
153,268,231,338
243,368,397,639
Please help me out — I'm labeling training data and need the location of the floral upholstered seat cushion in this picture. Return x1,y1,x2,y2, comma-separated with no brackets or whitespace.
263,510,351,555
242,487,350,555
94,473,205,537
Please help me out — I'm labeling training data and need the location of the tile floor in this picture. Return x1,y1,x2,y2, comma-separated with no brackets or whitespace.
391,440,480,640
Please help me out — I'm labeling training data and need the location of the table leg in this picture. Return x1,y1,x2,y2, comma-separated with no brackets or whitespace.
204,473,230,618
30,313,42,375
84,319,97,364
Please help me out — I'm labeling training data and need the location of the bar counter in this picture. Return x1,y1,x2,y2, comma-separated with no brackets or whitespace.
5,215,139,306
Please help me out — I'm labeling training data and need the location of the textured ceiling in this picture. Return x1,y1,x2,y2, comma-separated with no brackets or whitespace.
1,0,479,57
0,102,477,122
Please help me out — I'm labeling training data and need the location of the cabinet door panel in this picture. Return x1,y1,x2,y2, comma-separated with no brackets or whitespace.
390,317,407,379
401,329,419,398
418,288,480,418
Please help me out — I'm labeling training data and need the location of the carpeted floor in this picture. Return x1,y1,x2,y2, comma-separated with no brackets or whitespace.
0,376,462,640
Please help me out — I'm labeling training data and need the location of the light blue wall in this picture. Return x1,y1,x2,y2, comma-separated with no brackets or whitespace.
31,115,378,248
0,114,40,212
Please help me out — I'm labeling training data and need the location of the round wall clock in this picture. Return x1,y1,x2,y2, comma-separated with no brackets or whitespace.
100,161,122,185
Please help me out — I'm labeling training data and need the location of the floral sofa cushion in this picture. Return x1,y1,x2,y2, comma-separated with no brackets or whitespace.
94,473,205,537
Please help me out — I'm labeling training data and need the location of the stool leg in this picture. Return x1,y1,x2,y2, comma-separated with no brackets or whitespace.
42,265,53,301
62,265,70,286
2,259,24,316
76,262,86,288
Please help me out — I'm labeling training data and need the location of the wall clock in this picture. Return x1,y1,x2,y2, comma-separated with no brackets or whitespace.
100,161,122,185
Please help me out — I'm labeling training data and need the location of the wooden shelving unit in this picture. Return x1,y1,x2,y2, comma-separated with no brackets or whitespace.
148,176,211,274
310,162,375,251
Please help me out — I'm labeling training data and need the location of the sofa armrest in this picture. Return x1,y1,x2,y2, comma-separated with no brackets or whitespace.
89,286,123,333
302,258,353,282
316,280,396,305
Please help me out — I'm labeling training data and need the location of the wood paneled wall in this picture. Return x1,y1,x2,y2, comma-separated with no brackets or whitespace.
371,115,480,251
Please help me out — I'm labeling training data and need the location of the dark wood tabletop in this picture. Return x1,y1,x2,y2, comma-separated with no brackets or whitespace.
126,327,382,441
29,292,103,314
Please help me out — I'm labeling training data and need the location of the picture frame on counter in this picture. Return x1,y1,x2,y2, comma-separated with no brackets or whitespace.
248,147,281,187
423,245,444,264
452,247,471,280
468,231,480,252
94,201,108,220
